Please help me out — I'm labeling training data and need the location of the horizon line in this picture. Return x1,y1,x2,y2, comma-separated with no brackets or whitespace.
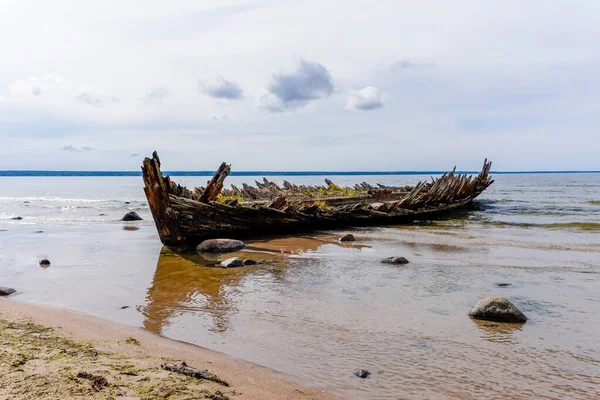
0,170,599,177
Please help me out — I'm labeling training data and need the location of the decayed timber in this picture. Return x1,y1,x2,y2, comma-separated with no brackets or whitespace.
141,152,494,250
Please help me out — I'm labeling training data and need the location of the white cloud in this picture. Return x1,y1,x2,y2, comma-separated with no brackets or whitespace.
345,86,384,111
141,86,169,102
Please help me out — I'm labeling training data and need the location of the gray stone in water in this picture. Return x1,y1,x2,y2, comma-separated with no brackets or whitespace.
39,259,51,267
0,286,16,296
469,296,527,323
11,216,23,220
221,257,244,268
354,369,371,379
381,256,409,265
197,239,245,253
122,211,142,221
339,234,356,242
495,283,512,287
242,259,258,266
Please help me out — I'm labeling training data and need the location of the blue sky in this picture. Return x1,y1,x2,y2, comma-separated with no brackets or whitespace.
0,0,599,171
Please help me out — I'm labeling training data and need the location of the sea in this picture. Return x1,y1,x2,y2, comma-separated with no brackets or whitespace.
0,171,599,399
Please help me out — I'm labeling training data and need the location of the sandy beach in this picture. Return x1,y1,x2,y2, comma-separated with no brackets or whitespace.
0,299,339,400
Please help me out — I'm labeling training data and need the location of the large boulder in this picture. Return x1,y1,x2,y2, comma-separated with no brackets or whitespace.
122,211,142,221
0,286,16,296
220,257,243,268
381,256,409,265
469,297,527,323
197,239,245,253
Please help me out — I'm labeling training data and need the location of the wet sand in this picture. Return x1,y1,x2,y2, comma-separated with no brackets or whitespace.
0,299,339,400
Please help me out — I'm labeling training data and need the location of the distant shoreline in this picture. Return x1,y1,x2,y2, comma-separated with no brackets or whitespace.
1,170,599,177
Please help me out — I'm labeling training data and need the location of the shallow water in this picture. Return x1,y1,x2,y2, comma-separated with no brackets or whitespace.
1,173,599,399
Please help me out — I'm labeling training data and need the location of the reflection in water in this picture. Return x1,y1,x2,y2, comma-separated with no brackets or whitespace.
123,225,140,231
472,319,524,344
141,249,258,333
141,236,331,335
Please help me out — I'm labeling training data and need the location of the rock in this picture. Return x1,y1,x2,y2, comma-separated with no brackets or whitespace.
339,234,356,242
39,259,51,267
35,231,43,233
124,201,130,204
197,239,245,253
495,283,512,287
354,369,371,379
0,286,16,296
381,256,410,265
23,201,30,204
469,297,527,323
120,306,130,310
122,211,142,221
11,216,23,220
220,257,244,268
242,259,258,266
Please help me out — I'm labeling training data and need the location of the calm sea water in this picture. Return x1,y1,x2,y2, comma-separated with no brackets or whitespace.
0,173,599,399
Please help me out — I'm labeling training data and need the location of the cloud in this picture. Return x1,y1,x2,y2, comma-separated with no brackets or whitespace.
81,146,94,151
62,144,81,152
345,86,384,111
389,60,434,71
9,75,75,98
129,152,139,157
199,77,243,100
259,59,334,112
7,75,119,108
76,88,119,107
141,86,169,102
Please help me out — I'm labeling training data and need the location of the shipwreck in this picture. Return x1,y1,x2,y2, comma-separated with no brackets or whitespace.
142,152,493,250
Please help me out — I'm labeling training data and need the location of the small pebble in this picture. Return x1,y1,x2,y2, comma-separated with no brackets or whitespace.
381,256,410,265
39,259,51,267
354,369,371,379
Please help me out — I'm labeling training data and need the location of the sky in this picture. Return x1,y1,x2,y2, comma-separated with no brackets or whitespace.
0,0,599,171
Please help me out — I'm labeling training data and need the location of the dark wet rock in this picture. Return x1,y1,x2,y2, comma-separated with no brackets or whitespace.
124,201,130,204
0,287,16,296
469,297,527,323
120,305,130,310
242,259,258,266
197,239,245,253
122,211,142,221
495,283,512,287
99,213,106,216
220,257,243,268
354,369,371,379
39,259,51,267
11,216,23,220
339,233,356,242
381,256,409,265
35,231,43,233
23,201,30,204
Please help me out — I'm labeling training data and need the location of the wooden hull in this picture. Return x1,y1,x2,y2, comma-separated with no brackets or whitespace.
142,152,494,251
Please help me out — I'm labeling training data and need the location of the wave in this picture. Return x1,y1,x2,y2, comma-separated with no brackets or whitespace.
0,196,114,203
482,220,600,231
